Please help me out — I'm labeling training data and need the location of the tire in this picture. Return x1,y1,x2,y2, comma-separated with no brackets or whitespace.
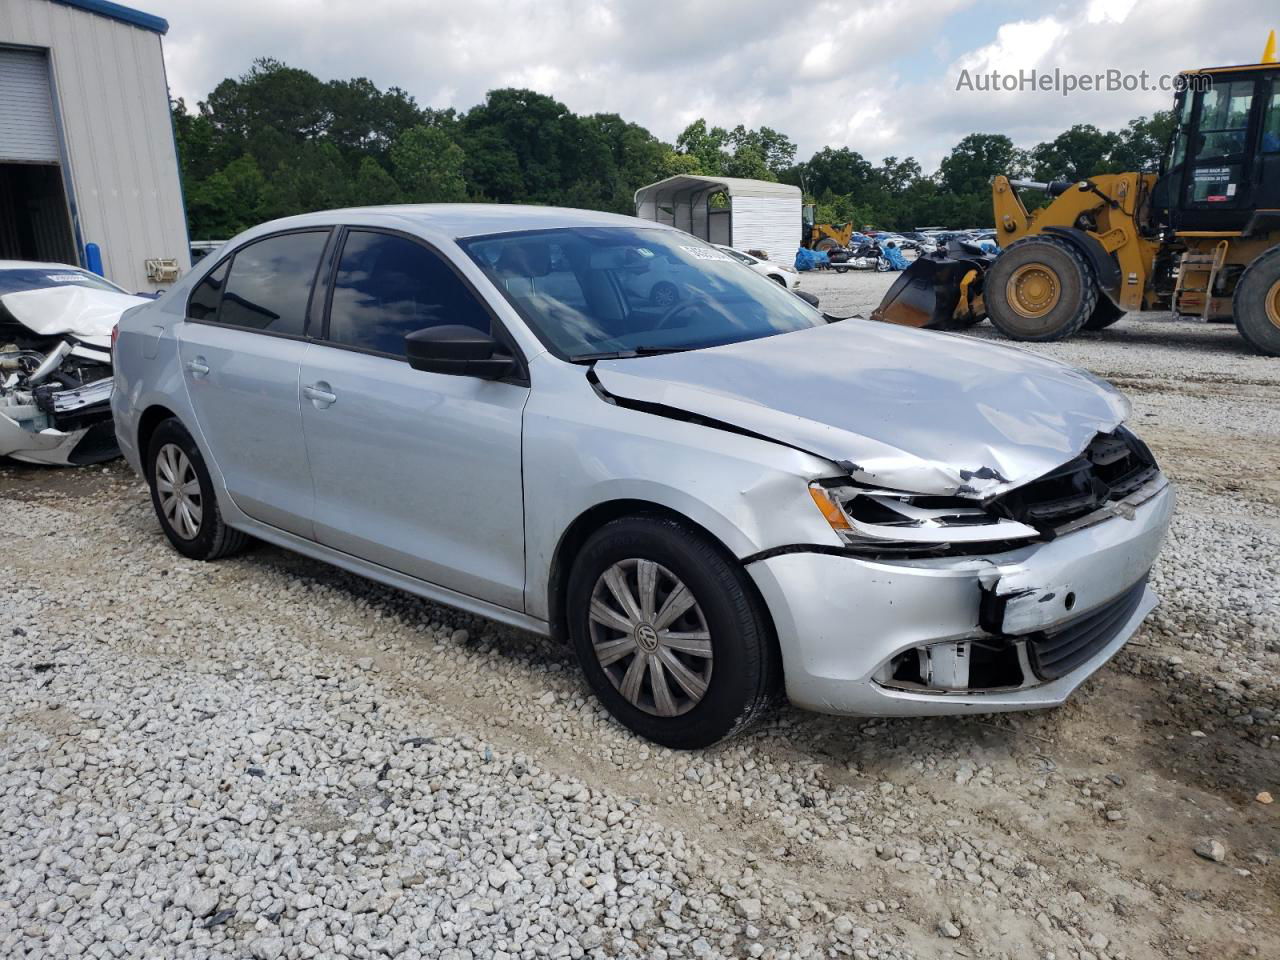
984,236,1098,341
834,265,849,274
650,282,678,308
146,418,248,561
566,516,778,749
815,237,838,253
1232,244,1280,356
1083,296,1126,331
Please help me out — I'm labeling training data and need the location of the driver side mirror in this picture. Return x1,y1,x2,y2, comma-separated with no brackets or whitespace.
404,325,515,380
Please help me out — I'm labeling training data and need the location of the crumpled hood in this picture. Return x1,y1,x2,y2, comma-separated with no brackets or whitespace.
1,286,151,348
593,320,1130,498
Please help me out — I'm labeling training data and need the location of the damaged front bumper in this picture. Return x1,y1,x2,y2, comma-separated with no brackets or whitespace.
747,477,1173,717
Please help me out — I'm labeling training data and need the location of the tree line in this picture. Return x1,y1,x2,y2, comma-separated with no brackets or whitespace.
174,58,1176,240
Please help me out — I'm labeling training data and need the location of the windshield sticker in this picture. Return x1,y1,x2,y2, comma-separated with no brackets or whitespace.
679,245,735,263
46,274,87,283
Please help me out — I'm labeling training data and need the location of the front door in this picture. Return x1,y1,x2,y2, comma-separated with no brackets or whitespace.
299,229,528,610
177,229,330,537
1179,78,1259,229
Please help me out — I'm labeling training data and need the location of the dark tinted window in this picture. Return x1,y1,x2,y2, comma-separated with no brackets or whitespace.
217,231,328,335
328,231,490,356
187,260,228,321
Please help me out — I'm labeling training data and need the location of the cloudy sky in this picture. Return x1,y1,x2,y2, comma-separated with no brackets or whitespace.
154,0,1276,171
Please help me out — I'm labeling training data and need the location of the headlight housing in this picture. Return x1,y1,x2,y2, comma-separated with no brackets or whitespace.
808,481,1039,555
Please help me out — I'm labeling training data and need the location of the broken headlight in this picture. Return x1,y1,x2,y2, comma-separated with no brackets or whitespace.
808,481,1039,555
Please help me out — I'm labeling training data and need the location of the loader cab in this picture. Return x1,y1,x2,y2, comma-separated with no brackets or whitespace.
1155,65,1280,231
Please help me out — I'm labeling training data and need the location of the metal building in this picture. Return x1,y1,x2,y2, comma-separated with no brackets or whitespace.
634,175,802,264
0,0,188,293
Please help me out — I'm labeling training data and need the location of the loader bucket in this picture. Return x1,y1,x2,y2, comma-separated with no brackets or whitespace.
871,247,993,329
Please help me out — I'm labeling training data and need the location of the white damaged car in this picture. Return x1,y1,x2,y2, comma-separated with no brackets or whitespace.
0,262,150,466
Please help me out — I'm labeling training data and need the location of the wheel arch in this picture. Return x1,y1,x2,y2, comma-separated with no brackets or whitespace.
545,498,778,651
1038,226,1122,297
136,404,182,476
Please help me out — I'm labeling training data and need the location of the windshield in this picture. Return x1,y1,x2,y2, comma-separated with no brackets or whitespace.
459,227,824,360
0,267,125,296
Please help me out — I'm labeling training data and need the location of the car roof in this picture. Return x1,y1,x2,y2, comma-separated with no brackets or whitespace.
238,204,662,241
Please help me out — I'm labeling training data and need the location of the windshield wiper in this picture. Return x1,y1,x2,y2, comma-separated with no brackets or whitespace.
572,345,696,362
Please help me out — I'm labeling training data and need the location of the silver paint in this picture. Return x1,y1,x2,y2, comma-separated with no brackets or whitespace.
112,203,1173,723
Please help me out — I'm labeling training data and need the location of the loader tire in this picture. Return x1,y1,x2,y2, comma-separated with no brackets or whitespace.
985,236,1097,342
1232,244,1280,356
1083,296,1126,331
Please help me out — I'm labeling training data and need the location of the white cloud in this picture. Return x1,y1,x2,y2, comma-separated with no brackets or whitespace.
152,0,1276,172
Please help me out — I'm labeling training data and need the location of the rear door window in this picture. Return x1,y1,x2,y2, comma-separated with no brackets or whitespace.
326,230,491,357
213,231,329,336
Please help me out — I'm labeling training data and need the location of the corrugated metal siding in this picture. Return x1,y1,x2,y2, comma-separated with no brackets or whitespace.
730,196,801,262
0,0,189,291
0,47,59,161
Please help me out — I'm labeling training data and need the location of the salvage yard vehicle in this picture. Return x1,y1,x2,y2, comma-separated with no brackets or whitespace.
715,244,800,290
113,205,1173,748
1,261,148,465
874,47,1280,356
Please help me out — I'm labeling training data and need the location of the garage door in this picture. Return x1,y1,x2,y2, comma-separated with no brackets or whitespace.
0,48,60,164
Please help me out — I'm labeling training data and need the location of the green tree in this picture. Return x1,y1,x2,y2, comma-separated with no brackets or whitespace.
391,126,467,202
939,133,1022,195
1109,111,1176,171
352,156,401,205
1029,124,1120,181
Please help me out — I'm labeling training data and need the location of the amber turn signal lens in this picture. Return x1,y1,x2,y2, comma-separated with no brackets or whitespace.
809,485,851,530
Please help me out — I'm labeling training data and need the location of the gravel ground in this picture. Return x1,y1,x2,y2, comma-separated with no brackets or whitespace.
2,273,1279,959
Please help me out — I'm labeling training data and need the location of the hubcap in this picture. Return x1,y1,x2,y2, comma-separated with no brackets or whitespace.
588,559,713,718
1007,263,1061,319
155,443,203,540
1266,278,1280,330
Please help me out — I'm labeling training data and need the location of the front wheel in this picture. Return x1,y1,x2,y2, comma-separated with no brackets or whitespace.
1232,244,1280,356
146,418,248,561
984,236,1098,341
566,516,778,748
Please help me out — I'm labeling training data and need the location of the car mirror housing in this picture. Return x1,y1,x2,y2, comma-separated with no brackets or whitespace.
404,325,514,380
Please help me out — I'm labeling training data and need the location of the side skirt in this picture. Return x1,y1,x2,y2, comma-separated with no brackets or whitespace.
229,517,551,638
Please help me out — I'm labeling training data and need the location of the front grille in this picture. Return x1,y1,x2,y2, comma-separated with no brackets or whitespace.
993,429,1159,529
1026,577,1148,681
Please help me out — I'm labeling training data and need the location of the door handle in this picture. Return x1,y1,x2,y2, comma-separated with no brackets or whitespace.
185,358,210,377
303,382,337,407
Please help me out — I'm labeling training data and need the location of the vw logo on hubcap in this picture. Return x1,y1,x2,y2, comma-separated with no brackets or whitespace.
635,623,659,651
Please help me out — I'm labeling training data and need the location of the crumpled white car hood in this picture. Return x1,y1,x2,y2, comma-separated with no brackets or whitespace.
0,286,151,347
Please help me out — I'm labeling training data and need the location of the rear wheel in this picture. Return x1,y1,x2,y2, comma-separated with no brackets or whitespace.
985,236,1097,341
1232,244,1280,356
1083,296,1126,331
815,237,839,253
566,516,777,748
146,419,248,561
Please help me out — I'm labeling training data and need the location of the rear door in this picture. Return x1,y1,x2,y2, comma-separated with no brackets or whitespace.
178,229,331,537
299,228,528,609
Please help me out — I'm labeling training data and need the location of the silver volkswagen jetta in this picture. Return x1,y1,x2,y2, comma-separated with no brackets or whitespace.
112,205,1173,748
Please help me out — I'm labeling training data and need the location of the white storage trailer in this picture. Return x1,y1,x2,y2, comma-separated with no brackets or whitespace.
634,175,801,264
0,0,188,293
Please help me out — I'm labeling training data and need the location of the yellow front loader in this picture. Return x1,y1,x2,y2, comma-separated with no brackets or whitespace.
873,44,1280,357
